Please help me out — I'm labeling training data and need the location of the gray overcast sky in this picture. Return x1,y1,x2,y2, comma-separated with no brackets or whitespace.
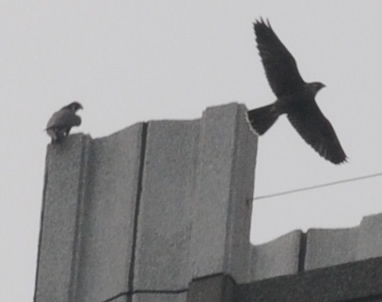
1,1,382,301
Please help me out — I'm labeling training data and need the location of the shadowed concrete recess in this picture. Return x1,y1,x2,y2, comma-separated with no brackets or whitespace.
35,103,382,302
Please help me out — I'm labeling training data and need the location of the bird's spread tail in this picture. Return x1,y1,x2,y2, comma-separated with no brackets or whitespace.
247,104,279,135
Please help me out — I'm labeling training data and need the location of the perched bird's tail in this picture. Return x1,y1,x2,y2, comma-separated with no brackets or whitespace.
247,104,279,135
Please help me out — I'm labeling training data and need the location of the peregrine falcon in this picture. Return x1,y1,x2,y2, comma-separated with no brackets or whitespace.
46,102,83,144
248,19,347,164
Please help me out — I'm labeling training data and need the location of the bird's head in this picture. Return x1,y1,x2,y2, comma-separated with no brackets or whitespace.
66,101,83,112
309,82,326,96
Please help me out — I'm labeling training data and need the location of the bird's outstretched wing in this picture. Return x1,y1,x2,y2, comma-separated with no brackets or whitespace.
287,103,347,164
254,19,305,97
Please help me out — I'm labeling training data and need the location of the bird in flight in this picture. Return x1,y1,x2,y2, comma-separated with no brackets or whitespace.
248,19,347,164
46,101,83,144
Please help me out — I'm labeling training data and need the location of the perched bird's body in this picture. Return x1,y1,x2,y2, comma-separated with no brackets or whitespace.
46,102,83,144
248,19,347,164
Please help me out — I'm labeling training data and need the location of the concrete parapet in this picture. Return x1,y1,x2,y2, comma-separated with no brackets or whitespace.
35,103,257,302
77,124,145,301
304,213,382,270
35,134,91,302
134,120,200,291
35,102,382,302
189,104,256,283
357,213,382,259
249,230,302,281
305,227,358,270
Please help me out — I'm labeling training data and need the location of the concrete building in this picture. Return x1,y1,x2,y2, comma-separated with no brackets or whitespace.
35,103,382,302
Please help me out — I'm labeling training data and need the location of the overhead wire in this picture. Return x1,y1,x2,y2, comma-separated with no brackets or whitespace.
253,172,382,200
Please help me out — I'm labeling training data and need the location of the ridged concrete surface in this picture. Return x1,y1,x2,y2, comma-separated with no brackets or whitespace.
250,230,302,280
305,227,358,270
189,104,257,283
305,213,382,270
357,213,382,259
36,134,90,302
77,124,144,302
35,103,382,302
134,120,200,290
35,103,258,302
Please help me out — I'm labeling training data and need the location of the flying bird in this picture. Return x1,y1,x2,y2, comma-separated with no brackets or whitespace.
46,101,83,144
248,19,347,164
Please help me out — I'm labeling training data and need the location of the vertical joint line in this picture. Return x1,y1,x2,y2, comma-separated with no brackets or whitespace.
128,122,148,295
298,232,307,272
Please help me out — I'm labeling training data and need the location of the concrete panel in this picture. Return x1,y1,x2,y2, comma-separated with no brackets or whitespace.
133,293,187,302
188,274,235,302
36,103,260,300
35,134,90,302
305,227,358,270
250,230,301,281
102,295,128,302
134,120,200,290
236,256,382,302
357,213,382,260
190,103,257,283
76,124,145,301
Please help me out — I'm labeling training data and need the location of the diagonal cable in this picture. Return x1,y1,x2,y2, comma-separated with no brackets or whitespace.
254,172,382,201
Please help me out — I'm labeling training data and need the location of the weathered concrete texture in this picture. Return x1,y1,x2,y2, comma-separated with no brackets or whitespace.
304,213,382,271
187,274,235,302
357,213,382,260
36,103,258,301
134,103,257,289
132,292,187,302
36,101,382,302
35,134,90,302
190,104,257,284
134,120,200,290
77,124,144,302
249,230,302,281
36,124,145,302
305,227,358,270
103,295,128,302
236,256,382,302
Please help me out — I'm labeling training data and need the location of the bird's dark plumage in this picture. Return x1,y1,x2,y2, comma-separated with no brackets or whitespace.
248,19,347,164
46,101,83,144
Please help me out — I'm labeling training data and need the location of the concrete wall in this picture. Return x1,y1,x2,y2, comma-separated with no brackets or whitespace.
35,103,257,302
247,213,382,281
35,103,382,302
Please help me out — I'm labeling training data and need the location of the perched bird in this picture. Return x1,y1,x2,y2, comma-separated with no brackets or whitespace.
248,19,347,164
46,102,83,144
